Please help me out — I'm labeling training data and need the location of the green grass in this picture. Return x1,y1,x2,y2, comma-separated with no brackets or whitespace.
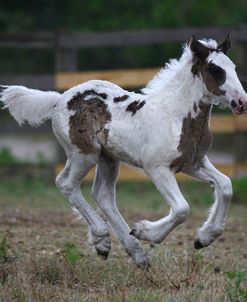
0,176,246,217
0,177,214,211
0,177,247,301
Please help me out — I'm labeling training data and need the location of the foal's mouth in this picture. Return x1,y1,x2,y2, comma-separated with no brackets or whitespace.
230,100,245,115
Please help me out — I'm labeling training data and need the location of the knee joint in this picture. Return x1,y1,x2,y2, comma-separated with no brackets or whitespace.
220,176,233,200
55,176,74,197
174,203,190,223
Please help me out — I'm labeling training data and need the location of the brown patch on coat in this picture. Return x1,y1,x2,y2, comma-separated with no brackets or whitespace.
192,60,226,96
170,101,213,172
81,89,108,100
67,92,111,154
0,86,7,94
193,102,197,113
126,100,145,116
114,95,129,103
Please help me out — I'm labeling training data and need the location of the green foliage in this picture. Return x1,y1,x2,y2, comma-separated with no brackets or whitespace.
0,147,50,166
0,1,246,77
0,148,22,165
232,176,247,203
64,242,81,265
0,0,246,32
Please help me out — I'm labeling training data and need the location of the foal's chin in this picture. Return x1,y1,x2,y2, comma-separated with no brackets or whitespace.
231,106,245,115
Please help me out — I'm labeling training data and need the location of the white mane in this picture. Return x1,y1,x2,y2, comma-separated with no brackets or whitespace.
142,39,219,96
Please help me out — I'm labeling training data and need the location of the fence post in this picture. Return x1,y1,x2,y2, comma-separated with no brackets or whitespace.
55,31,79,73
55,48,78,72
54,32,79,165
232,41,247,176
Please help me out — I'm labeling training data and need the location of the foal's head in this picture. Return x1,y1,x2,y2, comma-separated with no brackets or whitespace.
190,35,247,115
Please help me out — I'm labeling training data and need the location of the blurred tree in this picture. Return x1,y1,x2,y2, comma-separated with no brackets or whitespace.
0,0,246,32
0,0,246,74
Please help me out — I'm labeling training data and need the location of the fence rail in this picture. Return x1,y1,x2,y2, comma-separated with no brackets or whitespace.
1,25,247,49
55,162,247,183
1,25,247,89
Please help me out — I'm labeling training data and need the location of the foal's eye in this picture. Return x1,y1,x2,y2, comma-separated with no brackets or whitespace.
207,63,226,84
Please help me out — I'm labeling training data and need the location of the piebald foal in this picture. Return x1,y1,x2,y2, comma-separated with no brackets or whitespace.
2,36,247,268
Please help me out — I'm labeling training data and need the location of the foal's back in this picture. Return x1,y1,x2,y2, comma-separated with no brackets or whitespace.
53,80,150,166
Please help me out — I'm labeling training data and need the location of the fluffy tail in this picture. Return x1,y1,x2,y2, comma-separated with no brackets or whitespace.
0,85,61,126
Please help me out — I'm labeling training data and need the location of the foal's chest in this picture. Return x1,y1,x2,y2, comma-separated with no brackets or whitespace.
170,103,213,172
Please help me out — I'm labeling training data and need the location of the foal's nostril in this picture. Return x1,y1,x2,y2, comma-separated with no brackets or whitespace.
239,99,243,106
231,100,237,108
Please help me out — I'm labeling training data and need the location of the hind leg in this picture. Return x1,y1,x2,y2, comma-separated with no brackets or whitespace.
92,157,150,268
56,152,111,259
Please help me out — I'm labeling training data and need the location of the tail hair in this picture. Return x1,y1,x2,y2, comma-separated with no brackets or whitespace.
0,85,61,126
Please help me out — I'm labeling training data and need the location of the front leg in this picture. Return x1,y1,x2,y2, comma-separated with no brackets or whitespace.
185,156,233,249
130,166,190,243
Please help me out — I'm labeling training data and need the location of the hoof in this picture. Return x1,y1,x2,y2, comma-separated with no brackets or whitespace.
89,233,111,260
96,249,109,260
125,236,151,269
137,258,151,271
194,239,204,250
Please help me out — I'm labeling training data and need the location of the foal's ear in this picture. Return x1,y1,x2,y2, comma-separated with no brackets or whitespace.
189,35,210,61
217,34,231,54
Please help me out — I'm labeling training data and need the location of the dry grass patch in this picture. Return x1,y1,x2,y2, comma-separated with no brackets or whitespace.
0,180,247,301
0,209,247,302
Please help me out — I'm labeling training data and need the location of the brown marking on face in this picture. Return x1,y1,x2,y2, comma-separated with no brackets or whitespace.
192,60,226,96
114,95,129,103
126,100,145,116
170,101,213,172
67,92,111,154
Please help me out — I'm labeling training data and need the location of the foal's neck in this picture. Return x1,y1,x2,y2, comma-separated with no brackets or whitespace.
171,66,212,117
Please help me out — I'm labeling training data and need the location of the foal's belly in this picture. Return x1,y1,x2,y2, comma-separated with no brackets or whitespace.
104,140,143,168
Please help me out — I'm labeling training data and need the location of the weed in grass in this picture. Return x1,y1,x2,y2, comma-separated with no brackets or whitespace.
0,232,15,288
0,234,9,262
0,232,13,263
226,271,247,301
63,242,81,265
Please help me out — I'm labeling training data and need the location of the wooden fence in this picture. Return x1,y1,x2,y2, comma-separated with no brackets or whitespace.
1,26,247,180
1,25,247,89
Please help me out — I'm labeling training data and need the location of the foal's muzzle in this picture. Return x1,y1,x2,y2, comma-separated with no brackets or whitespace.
230,98,247,115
